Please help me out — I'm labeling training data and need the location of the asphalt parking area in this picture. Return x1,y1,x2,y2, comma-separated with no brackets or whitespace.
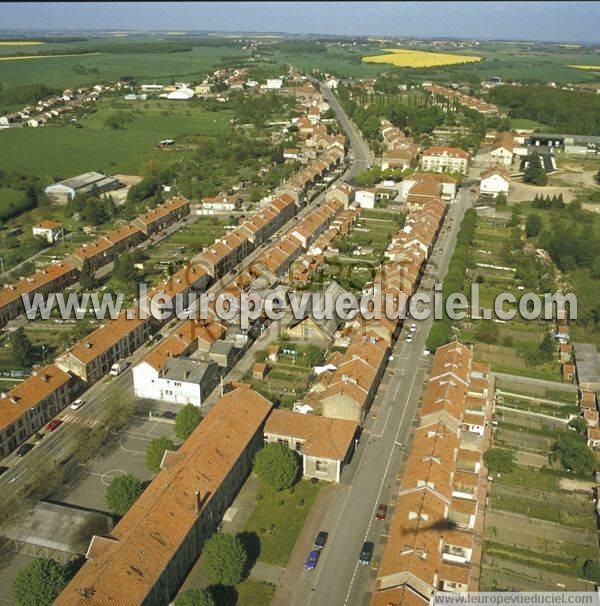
60,418,176,512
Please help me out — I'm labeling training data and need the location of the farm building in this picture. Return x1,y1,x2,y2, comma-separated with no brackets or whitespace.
44,172,121,204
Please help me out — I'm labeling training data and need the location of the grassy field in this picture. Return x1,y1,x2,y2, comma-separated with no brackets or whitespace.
0,44,242,88
363,48,481,68
236,580,275,606
244,478,322,567
0,99,232,179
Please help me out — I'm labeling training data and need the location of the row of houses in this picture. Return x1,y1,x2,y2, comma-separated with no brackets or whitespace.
427,84,504,117
303,195,447,425
1,82,120,129
371,341,492,604
0,197,192,332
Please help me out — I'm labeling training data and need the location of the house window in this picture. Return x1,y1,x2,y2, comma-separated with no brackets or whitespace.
315,460,328,473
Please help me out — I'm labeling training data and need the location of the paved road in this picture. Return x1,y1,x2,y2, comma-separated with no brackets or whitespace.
314,80,373,179
284,187,473,606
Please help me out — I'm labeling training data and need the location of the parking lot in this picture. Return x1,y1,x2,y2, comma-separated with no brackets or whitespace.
59,418,176,512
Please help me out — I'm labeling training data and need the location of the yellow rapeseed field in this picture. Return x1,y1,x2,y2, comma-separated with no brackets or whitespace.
363,48,481,68
569,65,600,70
0,41,44,45
0,52,101,61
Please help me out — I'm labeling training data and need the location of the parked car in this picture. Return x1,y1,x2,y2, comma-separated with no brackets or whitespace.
314,531,328,550
162,411,176,420
110,360,128,376
358,541,374,565
405,335,413,343
70,398,85,410
46,419,62,432
375,504,388,521
15,443,34,457
409,323,417,333
0,466,8,476
305,549,320,571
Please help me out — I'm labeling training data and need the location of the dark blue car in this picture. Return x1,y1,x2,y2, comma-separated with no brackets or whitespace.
305,549,320,571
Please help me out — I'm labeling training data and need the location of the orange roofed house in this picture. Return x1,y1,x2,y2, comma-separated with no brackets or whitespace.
0,262,77,328
264,409,359,482
0,364,72,457
56,311,151,384
131,197,191,236
370,341,492,605
55,386,273,606
420,146,470,175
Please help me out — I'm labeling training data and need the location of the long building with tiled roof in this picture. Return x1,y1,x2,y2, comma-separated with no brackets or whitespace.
370,342,492,605
55,386,273,606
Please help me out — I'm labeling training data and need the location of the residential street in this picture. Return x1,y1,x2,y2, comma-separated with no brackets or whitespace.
277,184,474,606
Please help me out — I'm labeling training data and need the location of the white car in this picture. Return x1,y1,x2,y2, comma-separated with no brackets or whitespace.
110,360,127,376
405,335,413,343
409,323,417,333
422,349,431,356
70,399,85,410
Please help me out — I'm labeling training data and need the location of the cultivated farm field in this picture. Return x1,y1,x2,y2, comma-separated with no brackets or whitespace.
363,48,481,68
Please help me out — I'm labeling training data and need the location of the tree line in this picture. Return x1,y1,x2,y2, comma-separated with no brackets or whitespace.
488,85,600,135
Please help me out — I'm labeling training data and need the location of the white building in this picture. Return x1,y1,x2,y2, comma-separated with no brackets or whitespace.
355,189,376,209
421,147,469,175
480,167,510,197
133,357,219,406
266,79,283,90
32,220,63,243
166,87,195,100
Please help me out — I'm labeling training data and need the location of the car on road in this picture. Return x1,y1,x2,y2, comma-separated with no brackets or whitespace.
162,411,176,420
422,349,431,356
15,443,35,457
409,323,417,333
45,419,62,432
438,248,443,254
110,360,128,376
375,504,388,520
0,466,8,476
305,549,320,570
358,541,374,565
70,398,85,410
314,531,328,550
405,335,413,343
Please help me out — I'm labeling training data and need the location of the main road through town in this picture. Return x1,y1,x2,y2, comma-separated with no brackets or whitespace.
285,185,474,606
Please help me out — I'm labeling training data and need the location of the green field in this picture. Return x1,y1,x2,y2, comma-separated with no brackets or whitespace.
0,100,232,179
0,44,242,88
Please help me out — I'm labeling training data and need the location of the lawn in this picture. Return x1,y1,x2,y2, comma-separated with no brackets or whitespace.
244,478,322,567
0,100,232,178
236,580,275,606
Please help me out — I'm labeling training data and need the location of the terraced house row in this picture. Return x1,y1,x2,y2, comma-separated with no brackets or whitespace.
427,84,504,117
0,197,191,328
0,135,346,456
371,341,492,606
305,196,447,424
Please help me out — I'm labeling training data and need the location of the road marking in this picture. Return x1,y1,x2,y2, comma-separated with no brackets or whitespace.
343,368,423,605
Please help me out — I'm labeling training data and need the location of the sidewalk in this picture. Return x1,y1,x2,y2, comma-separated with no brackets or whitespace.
272,483,349,606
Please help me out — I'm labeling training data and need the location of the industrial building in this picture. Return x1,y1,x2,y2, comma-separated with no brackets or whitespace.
44,172,121,204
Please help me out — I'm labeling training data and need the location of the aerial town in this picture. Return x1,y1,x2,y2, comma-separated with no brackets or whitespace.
1,2,600,605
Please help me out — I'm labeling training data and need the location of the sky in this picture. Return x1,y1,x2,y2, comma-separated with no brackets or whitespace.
1,2,599,44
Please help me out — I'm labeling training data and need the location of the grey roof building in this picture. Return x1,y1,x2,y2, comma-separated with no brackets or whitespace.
44,172,121,204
